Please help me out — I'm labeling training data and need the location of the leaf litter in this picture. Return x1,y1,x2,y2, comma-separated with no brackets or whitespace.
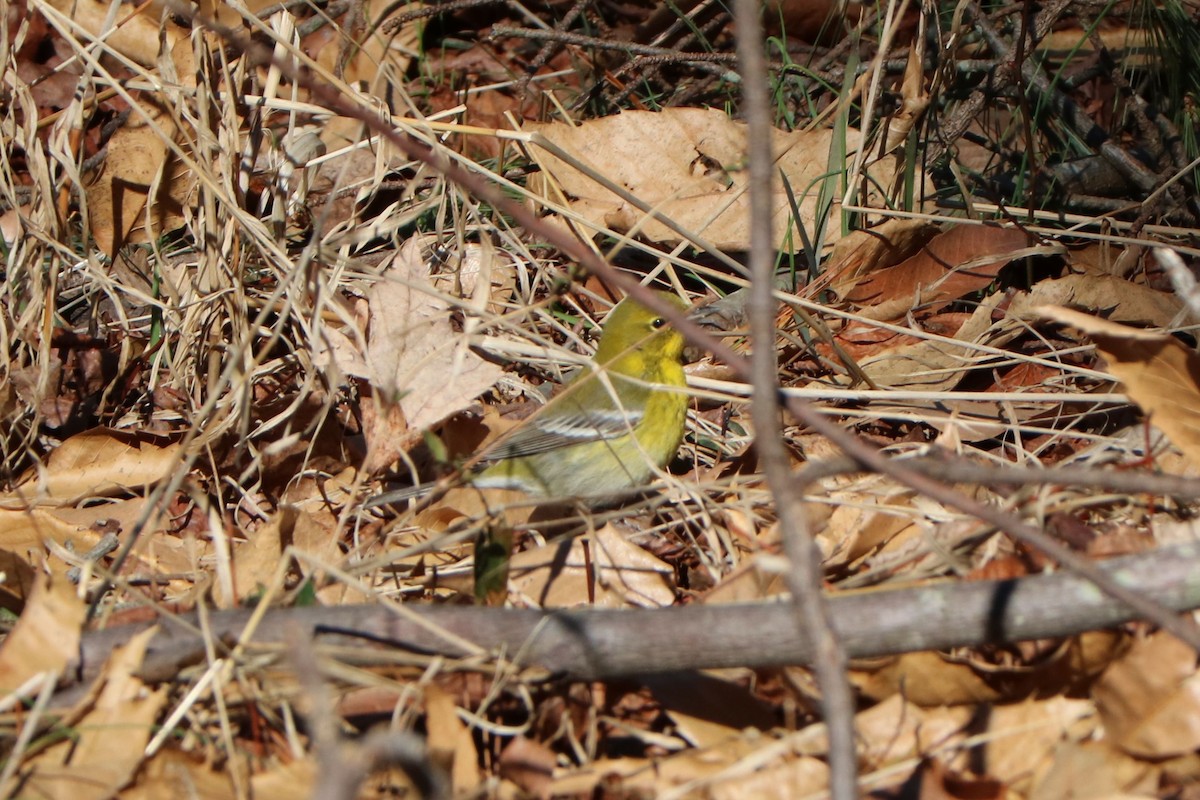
2,0,1200,797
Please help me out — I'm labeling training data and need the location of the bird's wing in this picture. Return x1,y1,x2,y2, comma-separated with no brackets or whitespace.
480,406,643,462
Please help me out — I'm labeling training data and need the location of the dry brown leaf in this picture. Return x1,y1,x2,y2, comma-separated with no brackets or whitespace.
0,573,85,694
363,239,505,470
1067,241,1136,277
852,631,1124,706
1030,740,1157,800
853,696,970,769
499,737,556,798
311,323,370,382
11,627,167,799
1038,305,1200,468
704,502,842,603
122,749,242,799
527,108,899,251
1011,274,1184,328
1093,632,1200,758
229,506,346,605
795,694,970,773
908,346,1137,440
843,224,1032,320
1151,514,1200,547
305,0,421,89
851,291,1004,390
849,491,993,579
0,500,188,604
983,696,1098,792
249,757,320,799
276,472,374,604
309,0,422,114
123,750,244,799
0,525,83,606
84,36,198,254
429,241,519,314
823,217,938,297
299,136,389,232
707,756,829,800
0,206,24,244
548,737,827,798
702,558,787,604
410,485,537,542
816,485,916,570
426,684,482,793
645,672,777,749
45,0,183,65
882,28,930,154
509,524,674,608
8,428,182,504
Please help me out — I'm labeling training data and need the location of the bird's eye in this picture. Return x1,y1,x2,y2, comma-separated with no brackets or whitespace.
651,317,666,329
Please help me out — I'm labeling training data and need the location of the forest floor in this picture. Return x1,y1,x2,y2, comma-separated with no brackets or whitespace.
4,0,1200,797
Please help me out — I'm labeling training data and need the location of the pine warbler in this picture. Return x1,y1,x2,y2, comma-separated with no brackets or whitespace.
369,290,690,504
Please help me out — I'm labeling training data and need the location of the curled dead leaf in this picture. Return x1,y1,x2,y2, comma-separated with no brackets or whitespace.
842,224,1033,319
1037,305,1200,468
527,108,904,252
7,428,182,505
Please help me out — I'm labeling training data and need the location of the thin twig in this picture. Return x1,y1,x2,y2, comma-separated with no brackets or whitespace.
730,0,857,797
380,0,504,34
513,0,588,97
490,26,739,63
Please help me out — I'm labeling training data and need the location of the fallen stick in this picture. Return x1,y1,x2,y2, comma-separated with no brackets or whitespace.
65,541,1200,690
